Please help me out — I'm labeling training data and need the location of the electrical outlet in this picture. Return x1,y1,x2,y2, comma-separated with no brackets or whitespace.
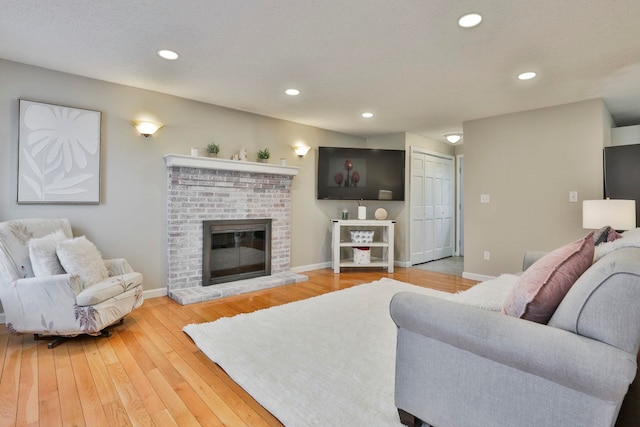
483,251,490,260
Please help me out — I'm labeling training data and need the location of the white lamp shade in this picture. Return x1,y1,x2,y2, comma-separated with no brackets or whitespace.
582,199,636,230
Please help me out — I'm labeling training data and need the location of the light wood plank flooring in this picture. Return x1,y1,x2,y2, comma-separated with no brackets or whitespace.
0,268,475,426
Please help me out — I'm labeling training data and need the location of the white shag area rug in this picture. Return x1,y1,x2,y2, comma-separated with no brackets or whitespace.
183,276,516,427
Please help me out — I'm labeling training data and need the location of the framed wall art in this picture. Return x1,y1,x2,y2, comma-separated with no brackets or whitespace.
17,99,101,204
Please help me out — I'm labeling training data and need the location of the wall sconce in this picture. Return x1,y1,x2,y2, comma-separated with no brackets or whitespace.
293,145,311,157
444,133,463,144
133,121,163,137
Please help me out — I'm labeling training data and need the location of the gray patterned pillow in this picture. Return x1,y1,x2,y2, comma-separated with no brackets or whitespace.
593,226,612,246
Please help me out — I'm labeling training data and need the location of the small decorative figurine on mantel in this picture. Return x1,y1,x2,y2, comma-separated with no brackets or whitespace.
239,147,248,161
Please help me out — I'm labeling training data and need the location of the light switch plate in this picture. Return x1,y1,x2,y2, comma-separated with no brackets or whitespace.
569,191,578,202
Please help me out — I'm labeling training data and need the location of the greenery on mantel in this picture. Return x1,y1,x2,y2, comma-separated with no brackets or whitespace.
257,147,271,160
207,142,220,155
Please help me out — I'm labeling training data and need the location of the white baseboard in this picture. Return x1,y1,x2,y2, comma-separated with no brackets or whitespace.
291,262,332,273
462,272,496,282
0,269,495,325
143,287,168,299
292,260,416,273
291,260,412,272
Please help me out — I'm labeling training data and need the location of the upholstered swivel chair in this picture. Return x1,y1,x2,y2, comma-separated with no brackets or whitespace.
0,218,143,347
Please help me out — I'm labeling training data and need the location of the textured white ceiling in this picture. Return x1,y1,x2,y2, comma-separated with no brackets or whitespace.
2,0,640,143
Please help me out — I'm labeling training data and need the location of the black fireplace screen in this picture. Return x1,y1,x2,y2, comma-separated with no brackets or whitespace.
202,219,272,286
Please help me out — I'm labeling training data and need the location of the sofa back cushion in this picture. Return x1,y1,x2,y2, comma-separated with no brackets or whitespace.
548,247,640,354
28,229,69,276
0,219,72,283
502,232,594,324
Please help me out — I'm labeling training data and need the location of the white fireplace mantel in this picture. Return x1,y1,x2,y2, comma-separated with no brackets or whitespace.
164,154,299,176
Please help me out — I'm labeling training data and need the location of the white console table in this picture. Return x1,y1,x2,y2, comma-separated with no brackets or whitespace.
331,219,395,273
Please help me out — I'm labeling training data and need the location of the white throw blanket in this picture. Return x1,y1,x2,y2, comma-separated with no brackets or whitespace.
444,273,518,311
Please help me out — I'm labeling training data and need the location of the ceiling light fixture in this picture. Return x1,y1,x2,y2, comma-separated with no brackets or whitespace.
285,88,300,96
362,112,374,118
518,71,537,80
444,133,463,143
458,13,483,28
133,121,164,137
157,49,179,60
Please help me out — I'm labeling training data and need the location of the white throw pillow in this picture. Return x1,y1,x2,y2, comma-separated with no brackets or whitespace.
56,236,109,288
28,229,68,276
594,236,640,262
622,227,640,240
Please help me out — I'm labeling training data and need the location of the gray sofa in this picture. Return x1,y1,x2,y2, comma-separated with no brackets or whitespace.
390,244,640,427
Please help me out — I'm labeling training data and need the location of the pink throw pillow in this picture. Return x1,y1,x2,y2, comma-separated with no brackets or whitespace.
607,228,623,242
502,232,594,324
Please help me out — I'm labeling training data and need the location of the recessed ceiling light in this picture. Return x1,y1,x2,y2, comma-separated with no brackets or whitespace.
285,88,300,96
157,49,179,60
458,13,482,28
518,71,537,80
361,112,374,118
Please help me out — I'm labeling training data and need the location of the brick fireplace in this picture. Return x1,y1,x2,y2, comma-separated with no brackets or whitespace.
164,154,307,305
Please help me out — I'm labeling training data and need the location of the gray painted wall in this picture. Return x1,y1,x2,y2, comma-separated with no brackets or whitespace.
463,98,613,277
0,59,363,303
0,59,619,304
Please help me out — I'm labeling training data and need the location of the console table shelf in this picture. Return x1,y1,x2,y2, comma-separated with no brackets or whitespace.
331,219,395,273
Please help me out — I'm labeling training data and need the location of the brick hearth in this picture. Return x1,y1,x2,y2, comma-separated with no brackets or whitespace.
164,154,307,305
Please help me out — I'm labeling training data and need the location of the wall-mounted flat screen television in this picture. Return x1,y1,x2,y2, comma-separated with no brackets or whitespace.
317,147,405,201
604,143,640,226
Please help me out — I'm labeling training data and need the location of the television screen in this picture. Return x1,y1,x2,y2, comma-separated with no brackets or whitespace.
317,147,405,201
604,144,640,226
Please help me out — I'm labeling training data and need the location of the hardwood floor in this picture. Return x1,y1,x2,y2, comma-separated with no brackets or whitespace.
0,268,476,427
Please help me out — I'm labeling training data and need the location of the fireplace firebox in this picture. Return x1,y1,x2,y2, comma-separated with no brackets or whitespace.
202,219,272,286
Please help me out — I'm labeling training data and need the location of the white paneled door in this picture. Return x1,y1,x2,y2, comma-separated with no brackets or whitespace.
410,149,454,265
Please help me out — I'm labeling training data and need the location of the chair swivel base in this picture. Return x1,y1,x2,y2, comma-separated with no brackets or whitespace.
33,318,125,349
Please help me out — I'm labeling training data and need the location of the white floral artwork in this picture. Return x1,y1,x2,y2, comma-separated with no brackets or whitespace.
18,100,101,204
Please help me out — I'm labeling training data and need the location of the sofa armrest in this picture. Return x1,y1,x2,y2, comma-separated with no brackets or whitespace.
1,274,82,319
14,274,83,297
522,251,547,271
1,274,95,334
104,258,134,276
390,291,637,402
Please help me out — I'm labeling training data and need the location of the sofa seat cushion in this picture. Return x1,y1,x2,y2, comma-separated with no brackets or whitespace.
502,232,594,324
75,272,143,306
